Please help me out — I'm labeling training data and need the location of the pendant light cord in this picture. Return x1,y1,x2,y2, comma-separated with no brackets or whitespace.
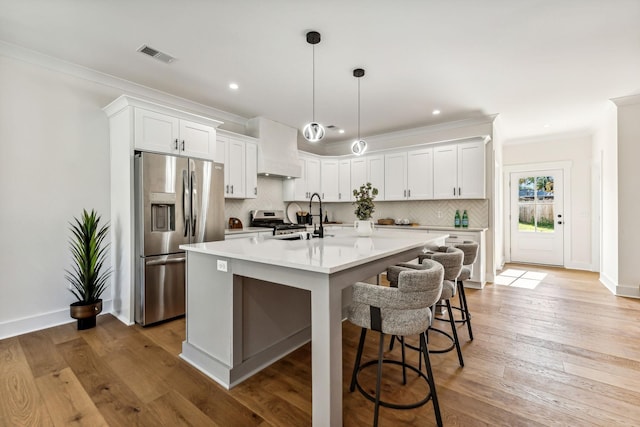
312,44,316,122
357,77,361,141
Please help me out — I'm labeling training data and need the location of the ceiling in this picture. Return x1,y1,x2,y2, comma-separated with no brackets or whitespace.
1,0,639,147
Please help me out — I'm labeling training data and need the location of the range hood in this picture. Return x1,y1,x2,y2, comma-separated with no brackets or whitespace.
247,117,302,178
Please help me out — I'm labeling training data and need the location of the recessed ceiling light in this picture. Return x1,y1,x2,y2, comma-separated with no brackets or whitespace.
432,109,441,115
338,129,345,134
229,83,239,90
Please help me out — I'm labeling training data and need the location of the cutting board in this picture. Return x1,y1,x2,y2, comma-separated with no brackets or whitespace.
228,217,243,229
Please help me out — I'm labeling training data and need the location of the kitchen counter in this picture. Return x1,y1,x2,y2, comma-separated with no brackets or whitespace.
224,226,270,236
179,228,448,426
376,224,488,232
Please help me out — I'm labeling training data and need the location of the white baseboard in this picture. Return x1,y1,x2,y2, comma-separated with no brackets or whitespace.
0,299,113,340
616,285,640,299
564,261,593,271
599,273,617,295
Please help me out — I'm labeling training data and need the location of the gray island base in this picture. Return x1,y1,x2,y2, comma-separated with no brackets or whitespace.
180,229,447,426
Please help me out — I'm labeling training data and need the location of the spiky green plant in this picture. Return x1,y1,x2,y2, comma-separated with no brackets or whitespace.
65,209,111,303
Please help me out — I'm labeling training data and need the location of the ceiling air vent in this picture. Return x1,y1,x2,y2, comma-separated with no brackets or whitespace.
137,44,175,64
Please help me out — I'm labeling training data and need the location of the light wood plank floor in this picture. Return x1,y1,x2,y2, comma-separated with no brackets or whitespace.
2,264,640,426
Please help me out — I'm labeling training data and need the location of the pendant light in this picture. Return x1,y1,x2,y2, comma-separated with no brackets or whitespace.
351,68,367,155
302,31,325,142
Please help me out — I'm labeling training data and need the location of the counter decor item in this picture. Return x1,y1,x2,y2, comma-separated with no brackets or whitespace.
462,210,469,228
377,218,395,225
454,209,461,228
65,209,111,330
353,182,378,236
228,217,243,229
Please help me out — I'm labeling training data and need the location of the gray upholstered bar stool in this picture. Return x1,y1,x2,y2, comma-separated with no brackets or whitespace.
452,241,479,340
348,260,444,427
388,246,465,367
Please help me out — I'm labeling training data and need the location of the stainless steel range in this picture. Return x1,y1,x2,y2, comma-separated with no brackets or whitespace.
250,210,307,235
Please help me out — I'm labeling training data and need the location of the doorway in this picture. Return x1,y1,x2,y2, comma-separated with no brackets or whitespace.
509,169,564,266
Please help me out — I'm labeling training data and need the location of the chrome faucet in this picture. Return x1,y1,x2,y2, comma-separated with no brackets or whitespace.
309,192,324,238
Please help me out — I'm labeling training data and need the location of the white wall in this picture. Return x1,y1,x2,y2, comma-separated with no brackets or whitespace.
502,134,593,270
0,55,116,338
592,101,617,290
613,95,640,296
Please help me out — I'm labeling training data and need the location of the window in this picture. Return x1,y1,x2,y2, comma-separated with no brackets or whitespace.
518,176,555,233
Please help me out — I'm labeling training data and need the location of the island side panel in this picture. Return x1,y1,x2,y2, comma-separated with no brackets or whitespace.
181,251,237,387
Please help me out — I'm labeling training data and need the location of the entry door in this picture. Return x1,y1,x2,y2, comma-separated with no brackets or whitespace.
510,170,564,265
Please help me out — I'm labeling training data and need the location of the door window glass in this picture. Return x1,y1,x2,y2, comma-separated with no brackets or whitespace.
518,176,555,233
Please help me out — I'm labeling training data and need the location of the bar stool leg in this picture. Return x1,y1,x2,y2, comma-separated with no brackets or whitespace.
350,328,367,392
373,332,385,427
446,300,464,367
421,331,443,427
457,280,474,340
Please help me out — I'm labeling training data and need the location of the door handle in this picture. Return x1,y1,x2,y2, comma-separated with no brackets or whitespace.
453,187,456,196
181,140,185,151
404,190,406,197
458,187,461,196
191,170,198,237
408,189,411,197
145,257,186,266
558,221,563,225
182,170,190,237
174,139,179,150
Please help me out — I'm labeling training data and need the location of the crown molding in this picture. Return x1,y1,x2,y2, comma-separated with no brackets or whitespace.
0,40,249,127
323,114,498,146
504,128,594,146
611,93,640,107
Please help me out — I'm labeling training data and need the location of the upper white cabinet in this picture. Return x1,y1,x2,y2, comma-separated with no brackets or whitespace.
245,141,258,198
216,131,258,199
366,154,385,200
320,158,352,202
384,148,434,201
283,153,321,201
433,140,485,199
384,152,407,200
350,157,367,201
407,148,434,200
134,108,217,160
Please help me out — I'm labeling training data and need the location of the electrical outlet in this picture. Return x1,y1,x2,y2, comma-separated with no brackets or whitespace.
217,260,228,272
437,210,443,218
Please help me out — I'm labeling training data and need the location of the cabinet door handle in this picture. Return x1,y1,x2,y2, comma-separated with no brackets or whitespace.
459,187,461,196
403,189,406,197
254,187,257,195
453,187,456,196
339,193,341,200
322,193,324,199
226,185,229,193
408,189,411,197
181,140,185,151
231,185,234,194
174,139,179,150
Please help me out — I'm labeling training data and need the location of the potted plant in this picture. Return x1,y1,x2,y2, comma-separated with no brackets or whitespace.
65,209,111,330
353,182,378,236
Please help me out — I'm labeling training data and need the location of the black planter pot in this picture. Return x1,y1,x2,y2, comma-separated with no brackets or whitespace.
70,299,103,330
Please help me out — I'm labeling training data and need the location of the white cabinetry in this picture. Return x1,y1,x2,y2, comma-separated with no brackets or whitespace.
350,157,367,201
245,142,258,198
384,152,407,200
283,154,321,201
366,154,385,200
407,148,434,199
134,108,218,160
320,158,352,202
216,131,258,199
442,229,486,288
433,140,485,199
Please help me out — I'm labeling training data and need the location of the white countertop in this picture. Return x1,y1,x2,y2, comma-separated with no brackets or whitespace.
181,228,448,274
374,224,488,232
224,227,271,235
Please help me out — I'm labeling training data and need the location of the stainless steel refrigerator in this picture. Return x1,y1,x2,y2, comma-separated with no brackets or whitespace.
134,151,224,325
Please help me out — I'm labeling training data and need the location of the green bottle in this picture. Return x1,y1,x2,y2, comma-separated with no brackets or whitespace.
454,210,461,228
462,210,469,228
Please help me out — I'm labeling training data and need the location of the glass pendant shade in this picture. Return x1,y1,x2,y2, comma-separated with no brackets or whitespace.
303,122,325,142
351,139,367,156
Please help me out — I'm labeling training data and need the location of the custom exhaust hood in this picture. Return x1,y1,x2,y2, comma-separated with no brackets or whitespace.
247,117,302,178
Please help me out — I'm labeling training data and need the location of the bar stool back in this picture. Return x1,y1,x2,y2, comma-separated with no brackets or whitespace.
348,260,444,427
452,241,479,340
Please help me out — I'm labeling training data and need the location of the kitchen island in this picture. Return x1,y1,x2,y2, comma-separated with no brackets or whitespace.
180,228,447,426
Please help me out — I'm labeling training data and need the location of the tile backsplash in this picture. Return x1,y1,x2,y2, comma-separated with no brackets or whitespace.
324,199,489,228
224,177,489,228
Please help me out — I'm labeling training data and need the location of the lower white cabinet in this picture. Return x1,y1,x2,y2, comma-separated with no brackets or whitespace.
428,229,485,288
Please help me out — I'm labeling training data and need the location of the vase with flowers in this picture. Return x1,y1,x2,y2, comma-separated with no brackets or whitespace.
353,182,378,236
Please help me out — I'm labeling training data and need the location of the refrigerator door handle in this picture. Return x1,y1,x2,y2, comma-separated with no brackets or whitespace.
191,170,198,237
145,257,186,266
183,169,190,237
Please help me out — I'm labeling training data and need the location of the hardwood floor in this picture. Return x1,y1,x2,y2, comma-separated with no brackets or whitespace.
2,264,640,426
